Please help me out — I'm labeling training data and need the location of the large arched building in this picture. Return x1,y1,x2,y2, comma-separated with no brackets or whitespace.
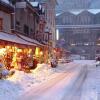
56,10,100,59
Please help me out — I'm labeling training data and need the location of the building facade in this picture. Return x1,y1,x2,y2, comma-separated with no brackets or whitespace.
56,10,100,59
13,0,46,44
0,0,48,65
32,0,57,47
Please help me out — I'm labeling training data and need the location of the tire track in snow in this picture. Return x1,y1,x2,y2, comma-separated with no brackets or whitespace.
20,66,77,100
18,64,86,100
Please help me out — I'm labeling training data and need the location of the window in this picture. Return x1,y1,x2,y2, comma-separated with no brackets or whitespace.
24,25,29,36
0,18,3,31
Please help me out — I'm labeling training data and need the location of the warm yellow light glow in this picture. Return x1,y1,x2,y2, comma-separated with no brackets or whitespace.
9,48,13,52
28,49,32,53
14,46,18,50
40,51,43,56
53,50,56,53
0,48,6,55
35,47,40,57
17,49,22,52
11,53,18,69
6,46,10,49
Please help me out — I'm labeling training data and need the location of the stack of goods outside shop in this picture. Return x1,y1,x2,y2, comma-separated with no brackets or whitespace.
0,40,41,75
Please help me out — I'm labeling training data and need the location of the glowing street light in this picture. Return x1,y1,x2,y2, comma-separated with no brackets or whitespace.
56,29,59,40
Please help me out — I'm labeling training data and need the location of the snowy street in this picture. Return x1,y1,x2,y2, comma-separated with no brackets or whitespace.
18,62,87,100
0,60,100,100
1,0,100,100
80,61,100,100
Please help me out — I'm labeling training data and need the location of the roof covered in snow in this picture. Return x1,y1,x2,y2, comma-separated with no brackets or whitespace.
56,9,100,17
70,9,100,15
0,32,37,46
30,2,39,7
88,9,100,14
1,0,9,4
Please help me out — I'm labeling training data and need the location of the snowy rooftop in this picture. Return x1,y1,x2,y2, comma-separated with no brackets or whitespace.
1,0,9,4
69,9,86,15
69,9,100,15
88,9,100,14
56,9,100,16
30,2,39,7
0,32,37,46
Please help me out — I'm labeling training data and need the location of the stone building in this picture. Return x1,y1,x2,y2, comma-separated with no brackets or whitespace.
0,0,49,63
56,10,100,59
14,0,46,44
0,0,47,45
31,0,57,47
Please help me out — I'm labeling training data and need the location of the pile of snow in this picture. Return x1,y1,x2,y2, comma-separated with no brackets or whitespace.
0,62,88,100
0,64,57,100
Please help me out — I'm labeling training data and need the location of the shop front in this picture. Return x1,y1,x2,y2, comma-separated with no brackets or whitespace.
0,42,36,72
0,31,44,72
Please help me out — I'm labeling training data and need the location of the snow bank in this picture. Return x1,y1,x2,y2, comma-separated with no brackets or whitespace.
80,64,100,100
0,62,88,100
0,64,57,100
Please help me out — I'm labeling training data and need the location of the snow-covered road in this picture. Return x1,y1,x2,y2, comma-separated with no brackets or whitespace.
1,60,99,100
80,62,100,100
18,63,87,100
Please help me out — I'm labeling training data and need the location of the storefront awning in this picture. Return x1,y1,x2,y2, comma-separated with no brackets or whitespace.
17,34,45,46
0,32,37,46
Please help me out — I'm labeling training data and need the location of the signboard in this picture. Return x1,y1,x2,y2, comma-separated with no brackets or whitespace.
16,2,26,8
73,29,90,34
